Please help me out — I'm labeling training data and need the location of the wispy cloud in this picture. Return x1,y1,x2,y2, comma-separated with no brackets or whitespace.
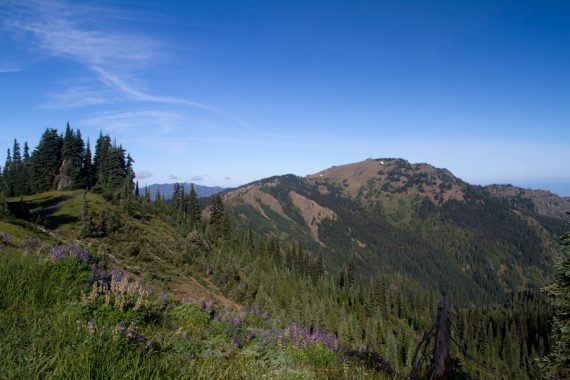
0,67,24,73
2,0,253,129
190,175,204,182
168,174,179,180
2,1,157,69
81,110,184,134
42,86,110,109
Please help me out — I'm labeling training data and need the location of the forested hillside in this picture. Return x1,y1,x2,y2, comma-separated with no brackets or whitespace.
1,127,568,379
219,158,567,305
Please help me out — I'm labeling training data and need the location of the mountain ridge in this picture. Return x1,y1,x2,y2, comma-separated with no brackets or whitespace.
216,157,569,304
143,183,229,200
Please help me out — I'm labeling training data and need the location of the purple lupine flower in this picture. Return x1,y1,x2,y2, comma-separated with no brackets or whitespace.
0,232,10,245
88,264,100,283
115,321,126,334
69,243,79,257
78,250,90,263
49,245,66,260
231,335,241,348
111,269,123,281
245,332,256,341
129,330,146,344
231,317,242,328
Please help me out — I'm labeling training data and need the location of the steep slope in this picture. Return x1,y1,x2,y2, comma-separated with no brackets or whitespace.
0,182,554,379
2,190,235,307
485,184,570,219
221,158,568,304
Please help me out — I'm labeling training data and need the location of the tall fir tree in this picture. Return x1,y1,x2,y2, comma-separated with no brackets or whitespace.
82,139,95,190
60,123,85,189
188,184,201,229
5,139,30,196
543,214,570,379
172,183,185,220
30,128,63,193
210,195,225,227
93,133,128,198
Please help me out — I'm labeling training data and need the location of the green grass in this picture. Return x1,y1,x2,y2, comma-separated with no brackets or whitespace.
0,233,389,379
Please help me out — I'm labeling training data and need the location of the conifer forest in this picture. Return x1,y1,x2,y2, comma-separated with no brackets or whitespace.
1,2,570,379
1,126,569,379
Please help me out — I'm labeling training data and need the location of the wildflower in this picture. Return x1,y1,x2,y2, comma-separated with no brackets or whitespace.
116,320,126,332
127,321,146,344
86,320,95,335
113,320,126,340
0,232,10,245
69,243,79,257
78,250,90,263
231,335,241,348
48,245,65,260
245,332,256,341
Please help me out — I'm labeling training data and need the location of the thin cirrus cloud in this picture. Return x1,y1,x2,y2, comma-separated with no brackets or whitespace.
81,110,184,135
0,67,24,73
42,86,110,109
1,0,253,131
168,174,180,180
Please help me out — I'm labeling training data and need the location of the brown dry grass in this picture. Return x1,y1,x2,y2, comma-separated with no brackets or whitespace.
289,191,336,245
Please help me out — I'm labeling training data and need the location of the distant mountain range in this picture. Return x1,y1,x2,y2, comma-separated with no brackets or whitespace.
143,183,229,200
214,158,569,304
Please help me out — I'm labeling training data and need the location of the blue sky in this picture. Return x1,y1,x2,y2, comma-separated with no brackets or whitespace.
1,1,569,195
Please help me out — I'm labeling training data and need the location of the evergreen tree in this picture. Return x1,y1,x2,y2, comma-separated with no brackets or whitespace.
188,184,201,229
21,142,31,194
172,183,184,220
30,129,62,193
123,154,135,197
4,139,30,196
269,237,282,266
12,139,21,163
121,154,136,214
82,140,95,189
210,195,225,226
347,257,356,287
543,214,570,379
60,123,85,189
2,149,12,196
204,195,231,241
93,133,127,198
